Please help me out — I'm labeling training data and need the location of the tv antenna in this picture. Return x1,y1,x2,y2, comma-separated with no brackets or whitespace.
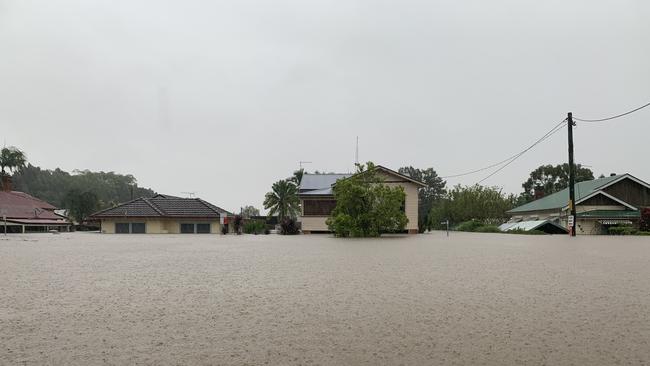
181,191,196,198
355,136,359,165
299,161,312,170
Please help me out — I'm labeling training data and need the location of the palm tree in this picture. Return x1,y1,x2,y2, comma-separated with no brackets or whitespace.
264,179,300,219
0,146,27,176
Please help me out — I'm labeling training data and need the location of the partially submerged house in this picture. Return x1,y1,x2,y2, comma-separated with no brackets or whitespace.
298,166,426,234
89,194,232,234
506,174,650,235
0,178,71,233
499,220,568,234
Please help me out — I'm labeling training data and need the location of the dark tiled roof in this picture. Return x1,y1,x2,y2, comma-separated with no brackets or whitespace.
90,195,230,218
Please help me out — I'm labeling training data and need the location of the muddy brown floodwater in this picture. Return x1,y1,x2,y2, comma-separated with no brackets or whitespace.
1,232,649,365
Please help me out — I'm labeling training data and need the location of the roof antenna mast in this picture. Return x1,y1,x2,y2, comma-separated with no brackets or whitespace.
355,136,359,166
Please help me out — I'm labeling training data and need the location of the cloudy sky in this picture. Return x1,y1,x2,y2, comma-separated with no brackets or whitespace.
1,0,649,212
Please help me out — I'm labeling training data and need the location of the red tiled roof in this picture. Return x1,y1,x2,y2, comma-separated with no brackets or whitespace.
0,191,63,220
7,218,70,225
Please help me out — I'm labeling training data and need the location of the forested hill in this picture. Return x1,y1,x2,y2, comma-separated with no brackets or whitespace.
12,164,157,209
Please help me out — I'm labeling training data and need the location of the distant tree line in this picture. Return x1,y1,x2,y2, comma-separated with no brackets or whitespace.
12,164,156,223
13,164,156,210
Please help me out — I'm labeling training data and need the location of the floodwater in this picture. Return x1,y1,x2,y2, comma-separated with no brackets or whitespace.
1,232,649,365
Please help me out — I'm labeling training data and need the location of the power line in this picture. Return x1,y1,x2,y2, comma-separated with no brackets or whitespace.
440,119,567,179
476,120,567,184
573,100,650,123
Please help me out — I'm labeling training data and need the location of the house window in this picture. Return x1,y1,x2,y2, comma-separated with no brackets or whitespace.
116,223,130,234
115,222,146,234
303,199,337,216
180,223,195,234
196,223,211,234
131,223,146,234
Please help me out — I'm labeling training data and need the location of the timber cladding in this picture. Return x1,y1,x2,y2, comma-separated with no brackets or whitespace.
603,179,650,207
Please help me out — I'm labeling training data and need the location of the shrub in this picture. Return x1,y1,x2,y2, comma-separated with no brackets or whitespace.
455,220,484,232
243,220,266,235
608,226,638,235
474,225,501,233
507,229,547,235
639,208,650,232
279,217,300,235
233,215,243,235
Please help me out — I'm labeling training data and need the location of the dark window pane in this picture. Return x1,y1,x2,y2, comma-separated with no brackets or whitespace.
303,199,337,216
116,223,130,234
196,223,211,234
180,223,195,234
131,222,146,234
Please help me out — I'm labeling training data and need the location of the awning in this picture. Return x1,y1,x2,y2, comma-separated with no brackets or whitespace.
598,220,633,225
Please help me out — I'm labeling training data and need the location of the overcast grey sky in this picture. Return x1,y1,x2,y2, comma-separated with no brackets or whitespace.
1,0,649,212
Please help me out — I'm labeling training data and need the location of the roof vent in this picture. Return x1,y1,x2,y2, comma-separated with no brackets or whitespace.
610,173,616,177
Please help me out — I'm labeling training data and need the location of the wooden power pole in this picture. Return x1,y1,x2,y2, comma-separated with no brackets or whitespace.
567,112,577,237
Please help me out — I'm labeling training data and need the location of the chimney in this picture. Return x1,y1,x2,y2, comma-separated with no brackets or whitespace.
534,187,545,200
1,175,11,192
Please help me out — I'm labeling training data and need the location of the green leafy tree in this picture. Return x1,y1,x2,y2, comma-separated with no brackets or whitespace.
0,146,27,176
12,164,156,209
291,169,304,185
522,163,594,202
263,179,300,219
428,184,517,228
398,166,446,232
240,205,260,218
326,162,408,237
63,189,100,223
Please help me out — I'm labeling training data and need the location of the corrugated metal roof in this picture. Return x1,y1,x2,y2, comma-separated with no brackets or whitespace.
299,174,351,191
508,174,624,213
499,219,567,233
300,187,334,196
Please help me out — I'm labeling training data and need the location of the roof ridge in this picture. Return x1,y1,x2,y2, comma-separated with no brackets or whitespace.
143,197,166,216
89,197,144,216
196,198,230,216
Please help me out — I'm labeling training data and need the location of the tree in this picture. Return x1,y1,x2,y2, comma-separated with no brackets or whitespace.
521,163,594,202
398,166,446,232
428,184,516,228
240,205,260,218
291,169,304,185
12,164,156,209
0,146,27,176
326,162,408,237
63,189,100,223
263,179,300,219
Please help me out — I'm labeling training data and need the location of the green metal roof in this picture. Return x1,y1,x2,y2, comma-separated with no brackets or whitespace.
577,210,640,219
508,174,623,213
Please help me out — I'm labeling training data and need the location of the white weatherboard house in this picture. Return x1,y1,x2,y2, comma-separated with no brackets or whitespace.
297,166,426,234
